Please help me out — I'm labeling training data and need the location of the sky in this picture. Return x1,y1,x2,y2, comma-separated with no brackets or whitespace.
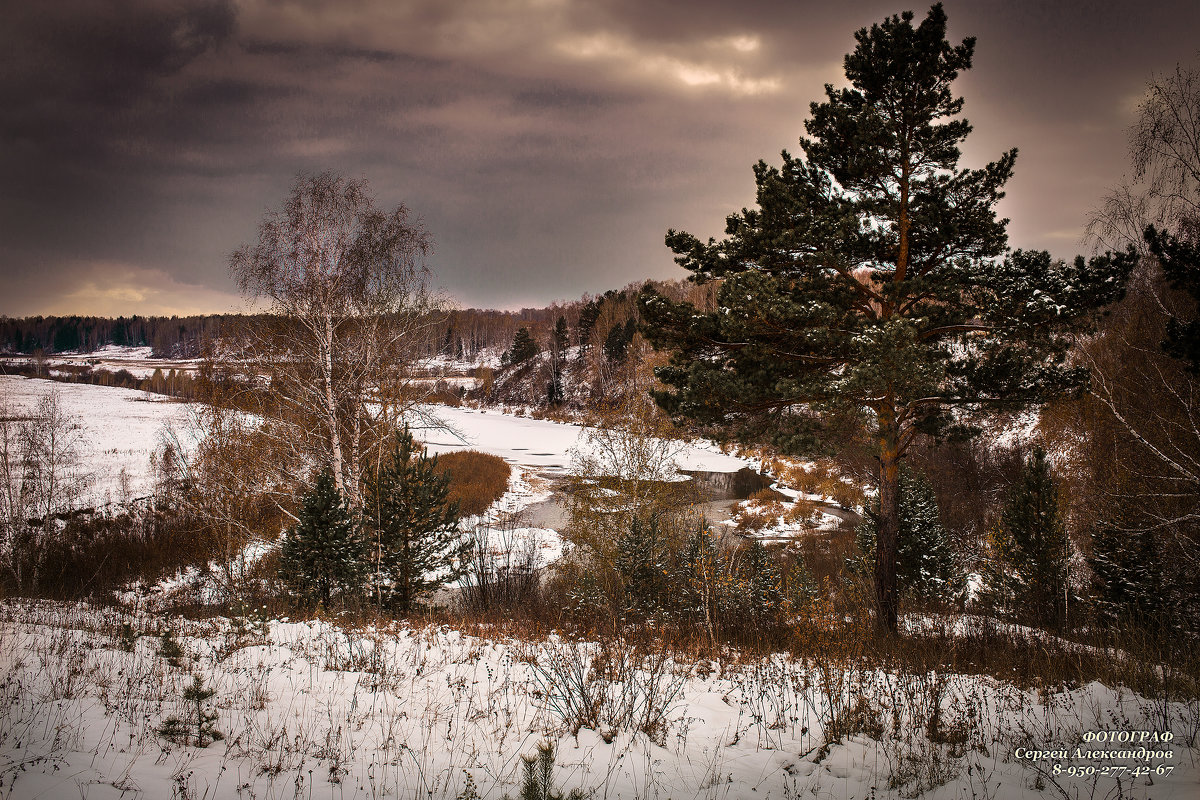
2,0,1198,318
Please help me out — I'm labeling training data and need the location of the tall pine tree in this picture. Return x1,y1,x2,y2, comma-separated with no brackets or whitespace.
363,428,464,612
505,327,539,366
278,469,366,607
639,4,1132,632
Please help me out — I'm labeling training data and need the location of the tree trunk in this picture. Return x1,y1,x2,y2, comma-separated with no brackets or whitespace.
875,414,901,634
322,314,346,497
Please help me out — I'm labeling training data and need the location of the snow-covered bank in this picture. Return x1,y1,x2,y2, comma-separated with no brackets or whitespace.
1,344,203,379
1,599,1196,799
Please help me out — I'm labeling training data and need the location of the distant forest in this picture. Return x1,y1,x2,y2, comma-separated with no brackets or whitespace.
0,280,703,362
0,314,241,358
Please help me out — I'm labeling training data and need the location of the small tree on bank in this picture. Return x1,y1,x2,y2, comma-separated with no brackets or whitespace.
278,469,366,607
363,428,464,613
505,327,539,366
856,467,965,605
1089,523,1170,631
982,447,1071,628
640,4,1132,632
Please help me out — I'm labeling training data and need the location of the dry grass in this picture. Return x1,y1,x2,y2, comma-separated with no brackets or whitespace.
792,527,860,588
4,508,222,599
770,457,866,509
434,449,511,518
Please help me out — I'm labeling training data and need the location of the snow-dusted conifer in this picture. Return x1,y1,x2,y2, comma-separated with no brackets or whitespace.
615,515,669,617
639,5,1134,633
735,540,785,625
278,468,366,607
363,428,464,612
857,467,965,604
1089,524,1168,630
505,327,539,366
982,447,1070,628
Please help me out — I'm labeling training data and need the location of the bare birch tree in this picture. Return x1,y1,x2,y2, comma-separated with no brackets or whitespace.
1056,61,1200,588
1078,62,1200,524
229,172,444,506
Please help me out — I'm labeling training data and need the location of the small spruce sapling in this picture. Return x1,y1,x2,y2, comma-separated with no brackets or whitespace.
116,621,139,652
504,742,585,800
1089,524,1169,632
363,427,465,612
615,515,670,618
855,467,966,604
982,447,1071,628
736,540,786,627
158,675,223,747
158,627,184,667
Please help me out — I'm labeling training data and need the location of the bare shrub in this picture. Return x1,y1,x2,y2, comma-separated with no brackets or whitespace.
0,385,93,592
792,528,860,591
459,512,542,615
12,506,213,599
532,636,687,745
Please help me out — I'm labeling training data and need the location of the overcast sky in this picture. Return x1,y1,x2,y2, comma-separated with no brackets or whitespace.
2,0,1197,317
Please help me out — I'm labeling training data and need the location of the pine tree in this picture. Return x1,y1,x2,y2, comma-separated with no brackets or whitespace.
577,300,601,355
603,319,636,363
158,675,222,747
278,469,366,607
363,428,464,613
553,316,570,353
504,742,585,800
505,327,539,366
639,4,1132,632
547,316,569,406
734,540,785,627
983,447,1070,628
1089,524,1168,631
615,515,669,618
856,467,965,604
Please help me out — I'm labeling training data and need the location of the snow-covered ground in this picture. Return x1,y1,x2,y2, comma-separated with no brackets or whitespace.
0,375,198,507
1,599,1195,800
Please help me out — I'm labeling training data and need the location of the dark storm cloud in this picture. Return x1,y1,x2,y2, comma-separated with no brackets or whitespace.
1,1,236,151
2,0,1199,315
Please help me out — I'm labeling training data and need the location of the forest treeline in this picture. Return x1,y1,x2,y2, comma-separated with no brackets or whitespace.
0,281,701,365
0,314,240,358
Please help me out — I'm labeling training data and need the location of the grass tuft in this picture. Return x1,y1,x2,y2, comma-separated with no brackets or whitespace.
435,450,511,519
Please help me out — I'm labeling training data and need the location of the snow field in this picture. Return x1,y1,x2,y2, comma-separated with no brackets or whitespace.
2,345,204,379
0,375,198,508
1,377,752,513
1,600,1197,799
